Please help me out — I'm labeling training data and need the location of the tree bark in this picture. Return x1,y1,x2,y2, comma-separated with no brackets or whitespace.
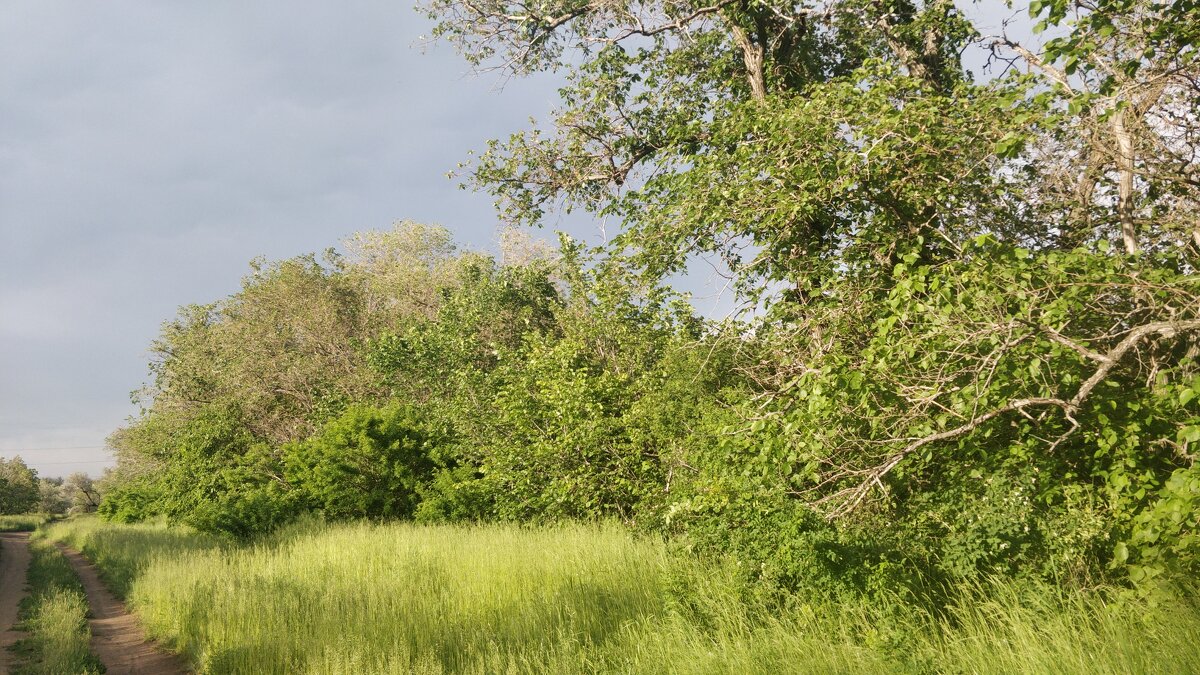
1111,107,1140,254
729,22,766,103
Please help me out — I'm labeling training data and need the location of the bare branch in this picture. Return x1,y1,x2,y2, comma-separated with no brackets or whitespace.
988,37,1076,94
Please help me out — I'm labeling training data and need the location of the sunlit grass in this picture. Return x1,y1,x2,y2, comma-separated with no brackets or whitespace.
45,516,228,596
0,514,51,532
136,520,668,673
41,517,1200,674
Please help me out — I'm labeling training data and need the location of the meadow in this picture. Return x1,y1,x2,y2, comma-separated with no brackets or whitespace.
42,516,1200,674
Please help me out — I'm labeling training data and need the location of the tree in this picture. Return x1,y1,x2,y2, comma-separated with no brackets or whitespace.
425,0,1200,592
427,0,1198,294
37,478,68,514
64,472,101,513
426,0,1040,291
282,403,439,521
0,457,40,514
987,0,1200,254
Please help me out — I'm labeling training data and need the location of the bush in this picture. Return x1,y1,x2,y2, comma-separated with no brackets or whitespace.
283,402,440,520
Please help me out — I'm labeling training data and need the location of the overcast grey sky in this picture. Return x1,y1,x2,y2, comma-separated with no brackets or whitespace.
0,0,599,477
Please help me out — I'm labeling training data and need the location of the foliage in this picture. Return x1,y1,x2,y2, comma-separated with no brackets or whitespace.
668,242,1200,594
100,0,1200,598
441,248,725,524
0,457,40,515
36,474,102,516
99,221,1200,595
415,0,1200,594
143,254,371,445
282,402,441,521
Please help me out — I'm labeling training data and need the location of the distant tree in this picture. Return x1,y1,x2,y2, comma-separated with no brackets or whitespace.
64,472,101,513
37,477,68,514
0,457,40,514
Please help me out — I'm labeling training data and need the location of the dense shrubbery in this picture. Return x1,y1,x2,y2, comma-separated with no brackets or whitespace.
283,403,440,520
104,226,728,539
672,242,1200,599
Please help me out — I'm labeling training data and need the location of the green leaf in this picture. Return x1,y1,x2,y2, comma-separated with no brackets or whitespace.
1113,541,1129,564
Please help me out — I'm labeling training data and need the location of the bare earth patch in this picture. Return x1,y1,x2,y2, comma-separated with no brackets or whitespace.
56,544,190,675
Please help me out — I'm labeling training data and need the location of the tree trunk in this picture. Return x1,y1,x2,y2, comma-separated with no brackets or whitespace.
729,23,766,102
1111,107,1140,254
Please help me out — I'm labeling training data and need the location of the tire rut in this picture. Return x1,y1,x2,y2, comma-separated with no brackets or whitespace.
55,543,190,675
0,532,31,675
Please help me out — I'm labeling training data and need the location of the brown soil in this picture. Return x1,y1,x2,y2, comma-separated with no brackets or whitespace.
0,532,32,675
56,543,190,675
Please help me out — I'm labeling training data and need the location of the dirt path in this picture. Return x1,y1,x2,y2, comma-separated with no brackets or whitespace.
56,544,190,675
0,532,31,674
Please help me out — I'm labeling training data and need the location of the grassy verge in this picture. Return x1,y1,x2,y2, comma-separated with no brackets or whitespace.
0,515,52,532
10,535,103,675
41,516,1200,674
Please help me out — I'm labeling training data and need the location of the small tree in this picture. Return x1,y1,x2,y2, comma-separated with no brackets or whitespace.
283,403,440,521
37,478,68,514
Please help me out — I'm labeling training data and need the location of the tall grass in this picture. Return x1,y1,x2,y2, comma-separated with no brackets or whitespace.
41,517,1200,674
0,514,51,532
924,581,1200,674
138,521,667,673
45,516,228,596
10,536,102,675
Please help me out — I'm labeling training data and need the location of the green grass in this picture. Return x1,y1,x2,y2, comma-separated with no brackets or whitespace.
9,535,102,675
0,514,52,532
45,515,228,597
41,517,1200,674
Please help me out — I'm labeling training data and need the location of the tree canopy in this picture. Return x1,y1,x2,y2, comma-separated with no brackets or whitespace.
428,0,1198,287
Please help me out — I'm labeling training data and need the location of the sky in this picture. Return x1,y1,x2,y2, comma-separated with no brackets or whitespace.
0,0,600,477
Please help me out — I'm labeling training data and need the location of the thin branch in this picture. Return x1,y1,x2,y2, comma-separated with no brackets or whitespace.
824,317,1200,520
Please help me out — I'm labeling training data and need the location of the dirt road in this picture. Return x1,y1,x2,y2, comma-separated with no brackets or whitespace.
57,544,190,675
0,532,31,674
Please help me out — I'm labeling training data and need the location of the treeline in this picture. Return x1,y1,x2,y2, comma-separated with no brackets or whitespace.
0,457,97,516
100,223,1200,602
104,226,732,537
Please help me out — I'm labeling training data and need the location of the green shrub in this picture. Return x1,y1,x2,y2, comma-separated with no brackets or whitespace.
283,402,440,521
